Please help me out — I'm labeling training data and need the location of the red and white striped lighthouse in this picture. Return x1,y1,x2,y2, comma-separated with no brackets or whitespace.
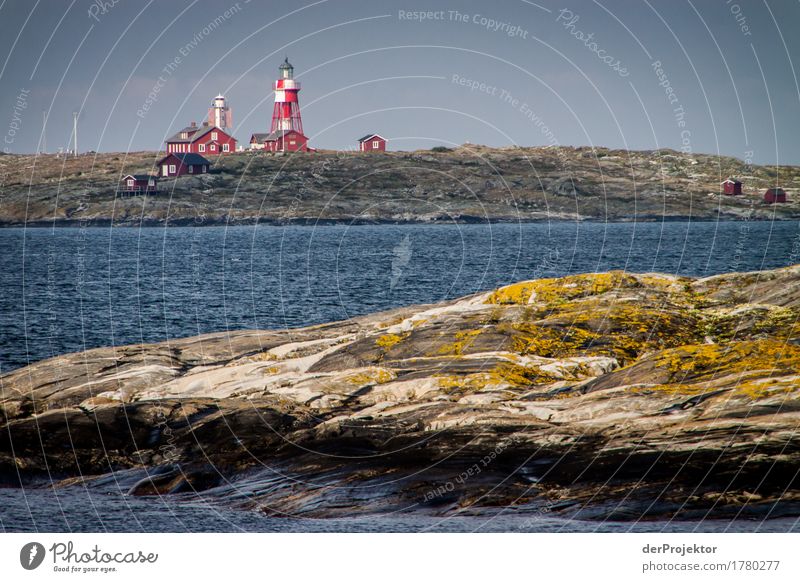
271,57,303,134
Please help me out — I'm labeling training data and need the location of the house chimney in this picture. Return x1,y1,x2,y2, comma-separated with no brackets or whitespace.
202,121,209,127
191,121,197,127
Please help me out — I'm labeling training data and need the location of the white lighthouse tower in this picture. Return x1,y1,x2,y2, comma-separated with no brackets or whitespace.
208,94,232,130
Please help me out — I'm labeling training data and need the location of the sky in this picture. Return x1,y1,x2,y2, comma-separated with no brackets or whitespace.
0,0,799,164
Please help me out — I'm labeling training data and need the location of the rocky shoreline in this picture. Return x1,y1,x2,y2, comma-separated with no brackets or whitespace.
2,146,800,226
6,215,736,230
2,266,800,521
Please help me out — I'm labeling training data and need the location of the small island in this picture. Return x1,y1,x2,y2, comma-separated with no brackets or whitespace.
2,265,799,521
1,146,799,227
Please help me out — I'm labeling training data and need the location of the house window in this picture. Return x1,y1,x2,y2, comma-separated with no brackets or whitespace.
210,144,216,152
202,165,207,173
181,132,188,139
199,144,205,152
223,143,229,152
127,179,134,187
373,140,380,148
211,132,218,141
189,165,193,173
169,164,176,174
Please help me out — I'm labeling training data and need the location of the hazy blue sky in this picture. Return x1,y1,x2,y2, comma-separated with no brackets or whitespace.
1,0,799,163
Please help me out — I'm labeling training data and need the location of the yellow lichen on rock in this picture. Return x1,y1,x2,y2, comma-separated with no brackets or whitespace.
734,378,799,400
434,362,547,392
436,329,483,356
485,271,639,306
376,332,409,350
485,281,540,305
507,322,599,358
487,362,551,387
655,340,800,383
345,367,396,386
435,373,487,392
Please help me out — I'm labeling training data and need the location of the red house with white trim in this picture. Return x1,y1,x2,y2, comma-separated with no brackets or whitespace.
358,133,386,152
157,152,211,177
165,121,236,155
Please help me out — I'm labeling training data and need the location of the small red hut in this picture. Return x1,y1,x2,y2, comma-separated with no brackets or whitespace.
357,133,387,152
120,174,158,195
764,188,787,204
721,179,742,195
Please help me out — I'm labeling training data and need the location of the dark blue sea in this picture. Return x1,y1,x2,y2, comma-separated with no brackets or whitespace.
1,221,799,532
3,221,799,374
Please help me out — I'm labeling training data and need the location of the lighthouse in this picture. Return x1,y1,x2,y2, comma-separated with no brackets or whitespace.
208,94,232,130
271,57,304,134
248,58,309,152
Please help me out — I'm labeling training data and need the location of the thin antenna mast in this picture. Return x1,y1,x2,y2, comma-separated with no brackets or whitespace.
72,111,78,157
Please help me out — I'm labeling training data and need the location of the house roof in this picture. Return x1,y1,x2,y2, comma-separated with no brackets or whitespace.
158,152,211,166
253,130,305,142
721,178,742,184
166,124,229,144
766,187,786,193
357,133,385,142
122,174,155,181
165,126,201,143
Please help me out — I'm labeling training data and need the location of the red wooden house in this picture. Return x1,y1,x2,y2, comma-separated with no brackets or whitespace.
119,174,158,195
250,129,308,152
358,133,386,152
721,179,742,195
764,188,787,204
157,152,211,177
165,121,236,155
